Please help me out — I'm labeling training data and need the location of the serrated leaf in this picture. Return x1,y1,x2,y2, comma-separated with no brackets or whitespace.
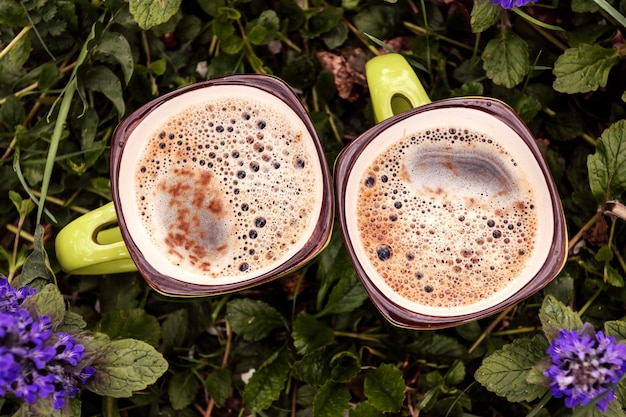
352,5,397,40
0,0,27,26
313,382,350,417
407,333,469,363
292,314,335,354
205,368,231,406
471,0,501,33
604,320,626,340
7,32,30,68
293,347,332,386
226,298,286,341
587,120,626,201
85,66,125,118
247,10,279,46
24,284,66,330
553,44,619,93
57,311,87,332
129,0,182,30
350,401,386,417
482,29,529,88
539,295,584,341
0,94,25,130
168,369,200,410
95,308,161,347
242,347,290,411
330,351,360,383
95,31,134,85
475,335,549,402
86,335,168,398
364,364,406,412
161,309,188,352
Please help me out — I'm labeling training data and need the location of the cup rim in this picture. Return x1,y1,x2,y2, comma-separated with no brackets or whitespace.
110,75,334,297
334,97,567,329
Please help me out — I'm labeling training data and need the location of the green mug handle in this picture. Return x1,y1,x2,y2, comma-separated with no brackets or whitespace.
55,202,137,275
365,54,431,123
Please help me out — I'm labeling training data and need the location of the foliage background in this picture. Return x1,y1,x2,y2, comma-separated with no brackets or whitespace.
1,0,626,416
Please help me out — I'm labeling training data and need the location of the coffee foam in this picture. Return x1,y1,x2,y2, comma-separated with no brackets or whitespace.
117,85,324,286
345,107,555,317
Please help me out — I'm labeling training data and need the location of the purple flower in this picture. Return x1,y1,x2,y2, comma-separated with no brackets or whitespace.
545,324,626,412
490,0,537,9
0,277,94,410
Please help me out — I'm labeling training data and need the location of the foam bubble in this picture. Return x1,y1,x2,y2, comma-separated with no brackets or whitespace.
355,127,537,309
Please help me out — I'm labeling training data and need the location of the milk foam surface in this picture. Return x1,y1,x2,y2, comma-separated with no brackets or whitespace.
355,127,538,309
125,90,322,284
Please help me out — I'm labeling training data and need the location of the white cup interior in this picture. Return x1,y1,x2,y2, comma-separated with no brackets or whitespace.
117,85,325,286
344,106,555,317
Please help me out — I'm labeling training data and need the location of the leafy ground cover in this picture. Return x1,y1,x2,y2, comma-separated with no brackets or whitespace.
1,0,626,416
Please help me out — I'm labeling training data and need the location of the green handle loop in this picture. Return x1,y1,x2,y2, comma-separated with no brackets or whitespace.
365,54,431,123
55,202,137,275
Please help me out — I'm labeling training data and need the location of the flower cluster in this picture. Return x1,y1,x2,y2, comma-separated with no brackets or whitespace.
0,277,94,410
489,0,537,9
545,324,626,412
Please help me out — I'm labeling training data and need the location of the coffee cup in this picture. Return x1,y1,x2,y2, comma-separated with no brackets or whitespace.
334,54,567,329
55,75,334,297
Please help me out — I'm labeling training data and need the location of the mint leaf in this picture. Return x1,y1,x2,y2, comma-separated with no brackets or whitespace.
86,334,168,398
407,333,469,363
58,311,87,332
604,320,626,339
24,283,65,330
161,309,188,353
293,314,335,354
475,335,549,402
242,347,290,411
95,308,161,347
226,298,286,341
587,120,626,201
482,29,529,88
471,0,501,33
313,382,350,417
247,10,279,45
168,369,199,410
364,364,406,412
205,368,231,406
539,295,584,341
330,351,360,383
350,401,387,417
553,44,619,93
293,347,332,386
129,0,182,30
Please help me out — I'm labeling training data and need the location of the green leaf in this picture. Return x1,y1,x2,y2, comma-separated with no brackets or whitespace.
9,191,35,219
364,364,406,412
16,225,54,289
313,382,350,417
85,334,168,398
471,0,501,33
353,5,398,40
85,65,125,118
587,120,626,201
605,263,625,287
553,44,619,93
95,308,161,347
0,0,27,26
168,369,200,410
443,360,466,386
330,351,360,383
308,6,344,36
0,94,25,130
226,298,286,341
293,314,335,354
149,59,167,75
572,0,600,13
482,29,529,88
545,111,586,142
205,368,231,406
129,0,182,30
596,244,614,262
7,32,30,68
95,31,134,85
242,347,290,411
350,401,387,417
247,10,279,46
539,295,584,341
293,347,332,386
161,309,188,352
57,311,87,333
407,333,469,363
604,320,626,340
24,284,66,330
474,335,550,402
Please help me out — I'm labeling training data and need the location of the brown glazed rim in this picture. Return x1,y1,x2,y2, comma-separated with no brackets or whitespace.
334,97,568,330
110,75,334,297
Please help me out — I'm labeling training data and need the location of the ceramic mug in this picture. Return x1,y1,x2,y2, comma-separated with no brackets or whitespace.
55,75,334,297
335,54,567,329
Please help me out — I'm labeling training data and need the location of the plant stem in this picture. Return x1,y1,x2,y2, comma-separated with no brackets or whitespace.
403,21,474,52
568,214,597,251
468,306,514,355
579,284,604,316
0,26,32,61
593,0,626,29
490,326,539,336
343,18,379,56
525,391,552,417
334,330,387,343
5,224,34,242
